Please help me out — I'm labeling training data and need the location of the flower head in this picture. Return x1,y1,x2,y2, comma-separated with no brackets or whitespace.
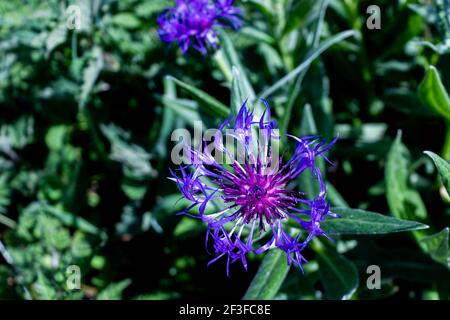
170,100,338,276
157,0,242,55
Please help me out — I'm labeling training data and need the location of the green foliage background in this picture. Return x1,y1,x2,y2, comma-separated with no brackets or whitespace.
1,0,450,300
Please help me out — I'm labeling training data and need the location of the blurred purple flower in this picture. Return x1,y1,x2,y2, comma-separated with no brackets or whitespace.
170,101,338,276
157,0,242,55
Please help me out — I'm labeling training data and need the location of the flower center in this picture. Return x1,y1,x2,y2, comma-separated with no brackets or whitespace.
248,185,266,197
219,167,300,229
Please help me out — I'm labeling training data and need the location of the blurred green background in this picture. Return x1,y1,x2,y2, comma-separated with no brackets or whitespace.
1,0,450,300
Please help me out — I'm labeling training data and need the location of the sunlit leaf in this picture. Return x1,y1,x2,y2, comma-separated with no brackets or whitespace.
97,279,132,300
167,76,229,118
79,47,103,109
424,151,450,194
112,13,142,29
323,208,429,235
257,30,357,99
243,249,290,300
418,65,450,120
386,132,427,221
420,228,450,269
230,67,247,115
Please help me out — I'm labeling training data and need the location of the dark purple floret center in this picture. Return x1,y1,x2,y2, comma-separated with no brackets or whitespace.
219,165,300,229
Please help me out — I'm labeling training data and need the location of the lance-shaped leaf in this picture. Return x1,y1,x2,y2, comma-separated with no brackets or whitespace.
79,47,104,109
257,30,357,99
424,151,450,194
418,65,450,120
386,132,427,221
297,104,323,197
167,76,229,118
317,246,359,300
242,249,290,300
420,227,450,269
323,208,429,235
219,30,256,102
230,67,247,115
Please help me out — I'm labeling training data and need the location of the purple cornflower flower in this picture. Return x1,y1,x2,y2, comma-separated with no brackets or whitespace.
170,100,338,276
157,0,242,55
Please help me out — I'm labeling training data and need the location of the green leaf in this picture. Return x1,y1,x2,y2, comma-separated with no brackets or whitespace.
0,174,12,218
45,125,67,151
167,76,229,118
97,279,132,300
420,227,450,269
0,116,34,149
418,65,450,120
45,23,67,57
299,104,319,135
173,216,204,238
246,0,274,18
415,40,450,55
0,213,16,229
79,47,103,109
135,0,172,17
281,0,330,132
257,30,357,99
230,67,247,115
386,131,427,221
242,249,290,300
284,0,320,35
35,270,56,300
323,208,429,235
154,78,176,158
100,124,154,201
424,151,450,193
162,97,202,125
38,203,105,238
239,27,275,45
218,30,256,102
112,13,142,29
71,231,93,258
317,246,359,299
297,104,322,197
